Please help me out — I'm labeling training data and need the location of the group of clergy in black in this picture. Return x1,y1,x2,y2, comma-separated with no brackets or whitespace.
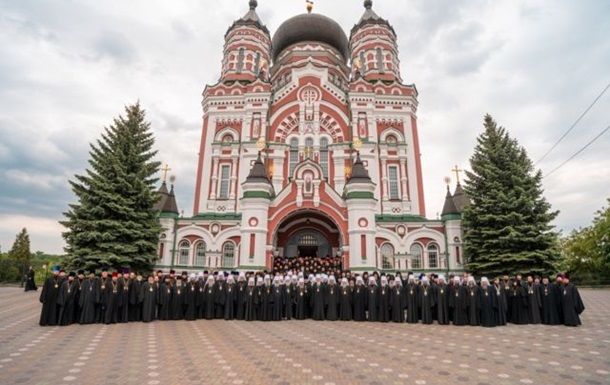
38,266,585,327
272,255,343,277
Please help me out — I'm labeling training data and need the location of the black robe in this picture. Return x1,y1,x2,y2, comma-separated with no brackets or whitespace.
259,285,273,321
244,286,258,321
418,285,435,324
325,284,339,321
434,284,449,325
526,283,542,324
389,286,405,323
561,284,585,326
449,285,468,325
97,277,112,323
553,282,564,323
508,285,529,324
140,282,157,322
480,286,497,327
352,285,367,321
57,280,78,326
378,285,390,322
128,279,142,322
158,283,172,320
235,281,248,320
78,278,98,324
494,285,508,326
540,283,561,325
284,284,294,320
339,287,352,320
367,285,379,322
185,282,198,320
224,283,237,320
311,284,326,320
39,276,62,326
271,285,284,320
117,279,130,323
171,283,186,320
405,284,419,323
466,285,481,326
294,286,309,320
25,269,37,291
214,281,226,319
103,280,121,324
203,283,216,320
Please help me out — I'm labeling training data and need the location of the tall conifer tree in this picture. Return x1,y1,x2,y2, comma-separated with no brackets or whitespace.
462,115,559,276
62,103,161,271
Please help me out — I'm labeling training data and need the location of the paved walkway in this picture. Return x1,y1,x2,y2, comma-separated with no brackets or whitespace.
0,287,608,385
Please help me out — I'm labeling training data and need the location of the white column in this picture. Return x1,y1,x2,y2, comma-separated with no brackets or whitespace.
400,158,408,200
381,159,389,200
229,156,238,199
210,157,219,200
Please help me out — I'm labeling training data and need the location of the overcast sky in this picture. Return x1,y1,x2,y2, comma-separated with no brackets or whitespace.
0,0,608,254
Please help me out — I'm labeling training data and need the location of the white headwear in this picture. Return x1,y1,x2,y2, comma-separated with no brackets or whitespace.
481,277,489,285
329,275,336,283
408,274,415,283
467,276,476,286
227,275,235,283
438,274,446,283
394,277,402,286
422,276,429,285
381,276,388,285
189,273,196,280
453,276,461,284
298,277,305,284
207,276,215,284
248,277,255,285
197,271,204,278
341,278,348,286
368,276,377,285
356,276,364,284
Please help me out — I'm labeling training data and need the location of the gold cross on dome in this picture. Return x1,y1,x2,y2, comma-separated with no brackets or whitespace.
451,165,463,184
161,164,171,182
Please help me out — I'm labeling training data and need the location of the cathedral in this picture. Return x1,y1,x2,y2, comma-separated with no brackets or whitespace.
154,0,467,273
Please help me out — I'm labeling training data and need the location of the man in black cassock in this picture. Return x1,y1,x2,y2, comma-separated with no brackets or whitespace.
449,276,468,325
434,274,449,325
236,273,248,320
224,274,237,320
479,277,497,327
128,273,142,322
501,275,511,321
405,275,419,323
465,277,481,326
389,276,405,323
526,276,542,324
493,277,507,326
294,278,309,320
560,275,585,326
418,277,435,324
244,277,258,321
79,270,98,324
366,276,379,322
158,276,172,321
57,272,78,326
140,275,157,322
117,271,130,323
271,276,284,321
39,266,62,326
214,274,227,319
311,275,326,320
25,266,37,291
185,274,198,321
553,274,565,323
97,268,111,323
203,276,216,320
325,275,339,321
378,276,390,322
508,277,529,324
284,275,295,320
258,275,273,321
540,276,561,325
339,278,352,320
352,277,367,321
171,276,186,320
103,272,121,324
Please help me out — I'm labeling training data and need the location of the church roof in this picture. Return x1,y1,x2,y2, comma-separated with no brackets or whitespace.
161,185,179,214
226,0,269,36
441,186,459,216
351,0,394,37
346,152,373,185
245,152,272,184
452,182,470,213
271,12,350,62
153,182,170,211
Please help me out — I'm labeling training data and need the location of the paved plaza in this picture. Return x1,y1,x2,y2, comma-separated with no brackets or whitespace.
0,287,609,385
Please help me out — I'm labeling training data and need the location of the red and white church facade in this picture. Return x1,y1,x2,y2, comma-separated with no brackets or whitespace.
155,0,467,273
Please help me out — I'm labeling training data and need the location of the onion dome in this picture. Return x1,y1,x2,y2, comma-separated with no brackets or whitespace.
271,13,349,62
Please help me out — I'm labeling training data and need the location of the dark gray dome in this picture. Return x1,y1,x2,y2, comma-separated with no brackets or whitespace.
271,13,349,62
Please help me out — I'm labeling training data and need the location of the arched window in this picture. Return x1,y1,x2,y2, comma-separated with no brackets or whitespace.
410,243,423,269
319,138,329,179
178,240,190,265
289,138,299,176
194,241,206,267
386,134,398,146
222,242,235,268
380,243,394,270
222,134,233,144
428,243,439,269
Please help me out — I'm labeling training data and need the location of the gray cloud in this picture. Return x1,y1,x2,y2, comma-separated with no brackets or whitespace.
0,0,608,253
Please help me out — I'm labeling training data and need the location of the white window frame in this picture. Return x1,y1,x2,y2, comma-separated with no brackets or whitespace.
428,243,439,269
194,241,206,267
218,164,231,199
388,165,400,200
178,240,190,266
222,241,235,268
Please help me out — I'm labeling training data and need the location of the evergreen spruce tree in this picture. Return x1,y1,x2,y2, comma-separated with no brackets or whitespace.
462,114,559,276
8,227,31,264
61,103,161,271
